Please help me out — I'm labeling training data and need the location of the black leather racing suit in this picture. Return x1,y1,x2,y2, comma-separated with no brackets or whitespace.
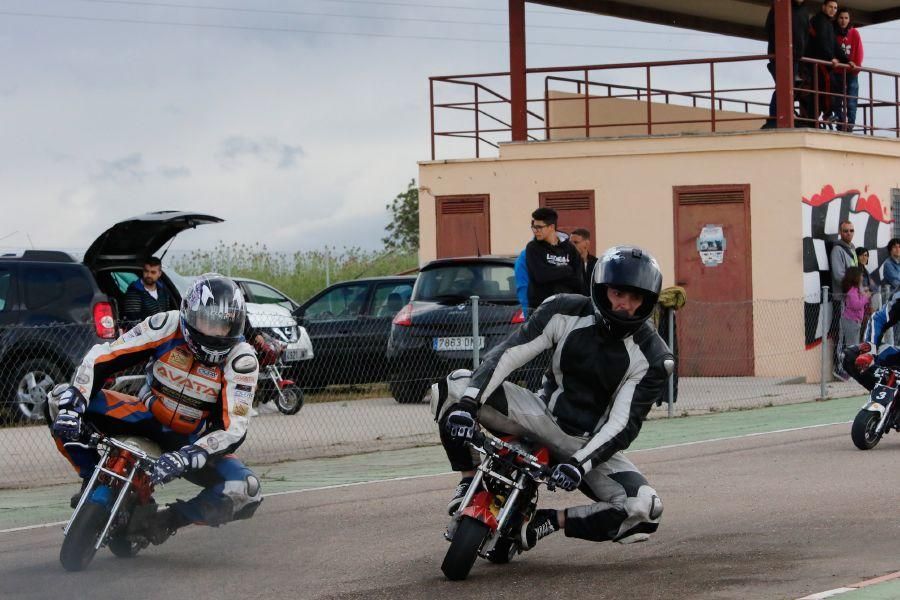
435,293,674,543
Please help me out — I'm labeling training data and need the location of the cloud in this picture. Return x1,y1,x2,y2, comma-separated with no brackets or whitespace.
216,136,304,170
158,165,191,179
92,152,148,183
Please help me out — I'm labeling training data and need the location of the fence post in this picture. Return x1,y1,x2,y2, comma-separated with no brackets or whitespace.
820,285,829,400
667,308,675,418
471,295,480,369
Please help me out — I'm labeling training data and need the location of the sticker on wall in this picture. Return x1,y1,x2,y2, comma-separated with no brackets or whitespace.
697,225,726,267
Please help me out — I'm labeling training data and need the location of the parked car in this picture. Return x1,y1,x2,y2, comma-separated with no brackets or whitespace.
246,302,313,364
386,256,546,404
232,277,299,313
293,275,416,390
111,268,314,391
0,212,222,423
0,250,117,423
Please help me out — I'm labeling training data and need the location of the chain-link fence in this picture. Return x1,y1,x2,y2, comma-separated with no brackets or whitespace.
0,295,868,488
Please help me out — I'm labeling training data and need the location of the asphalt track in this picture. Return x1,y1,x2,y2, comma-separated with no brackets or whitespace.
4,396,900,600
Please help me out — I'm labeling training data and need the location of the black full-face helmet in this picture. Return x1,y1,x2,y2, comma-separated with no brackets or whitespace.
590,245,662,339
180,273,246,365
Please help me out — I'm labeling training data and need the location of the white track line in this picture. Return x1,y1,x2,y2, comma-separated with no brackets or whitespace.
0,419,852,536
797,569,900,599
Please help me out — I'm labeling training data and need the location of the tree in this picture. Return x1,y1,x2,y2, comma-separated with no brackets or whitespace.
382,178,419,252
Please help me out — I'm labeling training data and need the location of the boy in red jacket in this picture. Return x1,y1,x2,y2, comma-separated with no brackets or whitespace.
834,7,864,132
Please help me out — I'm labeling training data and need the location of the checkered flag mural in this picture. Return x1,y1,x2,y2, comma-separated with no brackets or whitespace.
803,185,892,346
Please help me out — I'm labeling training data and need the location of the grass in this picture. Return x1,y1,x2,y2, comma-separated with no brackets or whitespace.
173,242,418,304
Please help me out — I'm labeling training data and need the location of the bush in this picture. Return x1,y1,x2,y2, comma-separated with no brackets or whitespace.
173,242,418,303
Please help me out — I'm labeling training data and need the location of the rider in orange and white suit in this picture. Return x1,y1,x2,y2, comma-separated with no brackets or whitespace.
49,274,262,542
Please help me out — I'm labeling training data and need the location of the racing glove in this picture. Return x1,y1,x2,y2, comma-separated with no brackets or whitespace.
152,445,209,485
855,342,875,372
445,396,479,440
549,460,583,492
51,385,87,442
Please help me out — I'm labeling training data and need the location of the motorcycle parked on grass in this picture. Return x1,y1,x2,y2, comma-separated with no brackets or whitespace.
253,332,304,415
851,366,900,450
441,430,556,581
59,428,162,571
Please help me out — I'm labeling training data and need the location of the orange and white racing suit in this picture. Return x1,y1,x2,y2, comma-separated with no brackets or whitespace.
49,310,263,526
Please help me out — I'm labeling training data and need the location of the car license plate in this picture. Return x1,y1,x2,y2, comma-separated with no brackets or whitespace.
433,336,485,352
284,347,306,362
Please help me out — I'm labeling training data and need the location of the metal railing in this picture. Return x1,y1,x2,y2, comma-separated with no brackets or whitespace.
429,54,900,160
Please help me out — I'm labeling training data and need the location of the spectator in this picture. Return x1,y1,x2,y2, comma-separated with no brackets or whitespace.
829,220,857,298
803,0,846,125
835,266,870,380
855,247,877,338
525,207,583,311
829,220,857,355
569,228,598,294
762,0,809,129
122,257,174,325
833,7,864,132
514,248,529,316
883,238,900,294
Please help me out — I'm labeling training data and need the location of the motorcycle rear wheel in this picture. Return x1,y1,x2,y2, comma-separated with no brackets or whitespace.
60,502,109,571
275,386,304,415
851,410,883,450
441,516,490,581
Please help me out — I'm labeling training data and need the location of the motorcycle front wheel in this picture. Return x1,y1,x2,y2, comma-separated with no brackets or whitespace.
441,516,490,581
851,409,883,450
60,502,109,571
275,386,304,415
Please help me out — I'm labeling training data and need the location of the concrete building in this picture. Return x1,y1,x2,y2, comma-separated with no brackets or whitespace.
417,1,900,382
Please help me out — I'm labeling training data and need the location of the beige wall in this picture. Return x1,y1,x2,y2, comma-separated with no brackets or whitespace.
418,130,900,380
546,90,767,138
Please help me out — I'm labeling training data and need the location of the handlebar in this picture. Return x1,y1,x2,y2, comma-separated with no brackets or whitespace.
62,425,158,470
468,430,555,483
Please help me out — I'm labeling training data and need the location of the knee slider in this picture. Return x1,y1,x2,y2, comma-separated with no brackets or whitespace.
633,486,662,522
649,494,663,520
246,475,261,500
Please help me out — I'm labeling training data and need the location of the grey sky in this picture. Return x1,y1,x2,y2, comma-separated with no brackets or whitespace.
2,0,898,256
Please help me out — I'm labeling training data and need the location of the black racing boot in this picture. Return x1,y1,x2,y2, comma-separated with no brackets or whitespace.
519,509,559,550
69,479,89,509
146,506,190,545
447,477,475,516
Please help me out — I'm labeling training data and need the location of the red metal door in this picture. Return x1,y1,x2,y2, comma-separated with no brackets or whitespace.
674,185,753,376
540,190,597,254
436,195,490,258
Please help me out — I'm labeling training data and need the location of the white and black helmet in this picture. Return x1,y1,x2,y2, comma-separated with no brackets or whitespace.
590,245,662,339
180,273,246,365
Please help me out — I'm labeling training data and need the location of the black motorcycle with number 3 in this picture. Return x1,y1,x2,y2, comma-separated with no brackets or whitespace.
851,367,900,450
441,430,557,581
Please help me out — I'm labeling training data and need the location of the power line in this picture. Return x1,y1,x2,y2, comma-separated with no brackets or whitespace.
4,7,900,59
0,9,758,54
45,0,900,42
53,0,755,38
281,0,569,15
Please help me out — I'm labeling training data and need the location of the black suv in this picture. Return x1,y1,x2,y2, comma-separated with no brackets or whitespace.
0,212,222,423
0,251,116,423
386,256,546,404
